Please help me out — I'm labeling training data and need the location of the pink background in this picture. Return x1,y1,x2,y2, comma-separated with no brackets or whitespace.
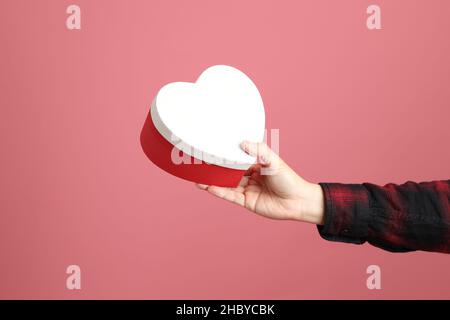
1,0,450,299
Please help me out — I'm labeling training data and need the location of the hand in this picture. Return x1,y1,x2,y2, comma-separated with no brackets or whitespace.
196,141,325,225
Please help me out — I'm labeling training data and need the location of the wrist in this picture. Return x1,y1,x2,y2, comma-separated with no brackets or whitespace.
295,183,325,225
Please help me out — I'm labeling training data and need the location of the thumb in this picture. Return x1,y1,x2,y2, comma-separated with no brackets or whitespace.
240,141,280,169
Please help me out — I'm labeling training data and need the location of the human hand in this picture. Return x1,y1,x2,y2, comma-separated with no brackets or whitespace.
196,141,325,225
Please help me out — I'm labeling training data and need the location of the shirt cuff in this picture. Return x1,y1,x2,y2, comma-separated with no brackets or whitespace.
317,183,371,245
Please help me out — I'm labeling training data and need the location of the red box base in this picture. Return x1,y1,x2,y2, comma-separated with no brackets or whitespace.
140,112,246,187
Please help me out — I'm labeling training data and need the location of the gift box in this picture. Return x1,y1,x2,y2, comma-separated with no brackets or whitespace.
140,65,265,187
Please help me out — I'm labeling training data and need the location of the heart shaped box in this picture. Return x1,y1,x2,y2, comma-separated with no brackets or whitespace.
140,65,265,187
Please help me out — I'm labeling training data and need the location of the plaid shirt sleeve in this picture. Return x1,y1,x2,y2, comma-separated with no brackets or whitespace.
317,180,450,253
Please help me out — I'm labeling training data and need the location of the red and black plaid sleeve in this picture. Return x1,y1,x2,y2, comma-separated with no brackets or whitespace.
317,180,450,253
